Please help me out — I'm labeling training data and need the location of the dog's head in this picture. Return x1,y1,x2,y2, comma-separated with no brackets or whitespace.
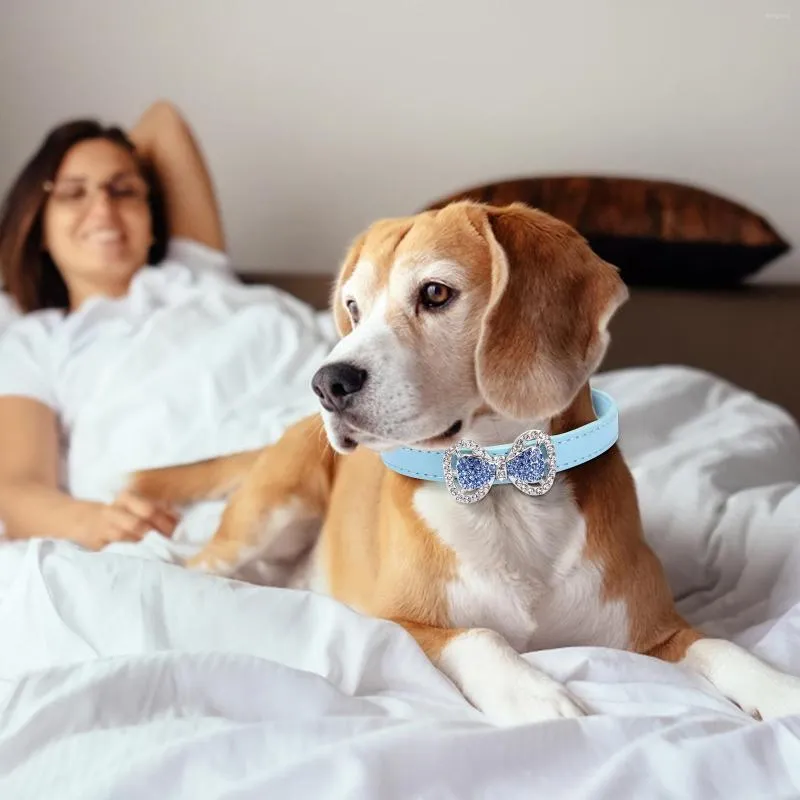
312,201,628,454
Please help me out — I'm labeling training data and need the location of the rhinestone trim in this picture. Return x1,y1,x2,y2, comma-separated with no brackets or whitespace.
443,429,557,503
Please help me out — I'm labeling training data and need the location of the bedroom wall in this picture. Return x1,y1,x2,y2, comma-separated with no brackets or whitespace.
1,0,797,282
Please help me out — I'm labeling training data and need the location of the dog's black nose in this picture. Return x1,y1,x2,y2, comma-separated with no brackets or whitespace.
311,363,368,412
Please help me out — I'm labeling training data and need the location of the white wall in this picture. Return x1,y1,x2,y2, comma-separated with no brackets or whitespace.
1,0,798,281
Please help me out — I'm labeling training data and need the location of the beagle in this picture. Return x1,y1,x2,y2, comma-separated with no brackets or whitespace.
131,201,800,725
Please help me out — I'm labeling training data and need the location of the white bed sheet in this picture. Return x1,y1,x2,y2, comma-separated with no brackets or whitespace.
1,283,800,798
0,292,20,335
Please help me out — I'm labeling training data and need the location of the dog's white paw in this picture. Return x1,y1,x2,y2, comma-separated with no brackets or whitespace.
738,674,800,721
682,638,800,721
437,628,588,727
482,678,587,726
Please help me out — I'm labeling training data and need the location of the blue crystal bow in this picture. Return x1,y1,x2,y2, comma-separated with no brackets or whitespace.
442,430,557,503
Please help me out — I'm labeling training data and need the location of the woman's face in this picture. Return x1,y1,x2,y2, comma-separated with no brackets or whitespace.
42,138,153,304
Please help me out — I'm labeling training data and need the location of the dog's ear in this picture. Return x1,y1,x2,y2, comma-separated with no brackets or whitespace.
330,231,367,337
475,203,628,421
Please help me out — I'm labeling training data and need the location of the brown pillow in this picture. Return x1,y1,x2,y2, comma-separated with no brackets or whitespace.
422,176,790,288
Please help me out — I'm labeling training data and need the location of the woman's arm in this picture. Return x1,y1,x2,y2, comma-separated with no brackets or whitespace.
0,396,79,540
129,100,226,252
0,397,178,547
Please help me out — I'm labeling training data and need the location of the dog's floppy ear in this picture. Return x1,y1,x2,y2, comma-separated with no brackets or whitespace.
475,203,628,420
330,231,367,337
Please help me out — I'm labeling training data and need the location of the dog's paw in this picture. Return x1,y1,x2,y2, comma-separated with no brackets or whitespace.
184,553,217,572
483,679,587,726
682,639,800,722
438,628,589,726
738,674,800,721
184,545,237,575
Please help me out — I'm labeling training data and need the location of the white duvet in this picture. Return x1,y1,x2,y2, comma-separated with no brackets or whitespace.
1,282,800,799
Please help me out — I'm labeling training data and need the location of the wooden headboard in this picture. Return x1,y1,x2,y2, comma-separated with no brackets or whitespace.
241,273,800,424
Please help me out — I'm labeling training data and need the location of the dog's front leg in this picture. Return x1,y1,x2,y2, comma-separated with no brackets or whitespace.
395,620,587,726
186,415,337,579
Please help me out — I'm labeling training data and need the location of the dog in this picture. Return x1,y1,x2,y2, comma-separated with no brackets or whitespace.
129,200,800,725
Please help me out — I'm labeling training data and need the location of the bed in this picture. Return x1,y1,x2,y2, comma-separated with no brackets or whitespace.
2,249,800,798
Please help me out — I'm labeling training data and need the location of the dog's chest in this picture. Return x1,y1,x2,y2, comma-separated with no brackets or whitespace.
413,479,630,652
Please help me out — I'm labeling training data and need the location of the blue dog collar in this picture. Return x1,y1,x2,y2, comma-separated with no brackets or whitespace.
380,389,618,503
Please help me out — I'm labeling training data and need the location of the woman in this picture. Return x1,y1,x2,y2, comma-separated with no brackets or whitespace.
0,100,228,549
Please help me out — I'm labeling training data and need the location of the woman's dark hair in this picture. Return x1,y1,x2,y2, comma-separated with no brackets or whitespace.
0,120,169,313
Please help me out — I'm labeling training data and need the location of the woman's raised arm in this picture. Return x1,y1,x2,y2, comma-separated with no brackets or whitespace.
129,100,226,252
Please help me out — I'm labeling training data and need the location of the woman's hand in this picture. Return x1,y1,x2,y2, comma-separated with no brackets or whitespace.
0,397,181,549
70,491,180,551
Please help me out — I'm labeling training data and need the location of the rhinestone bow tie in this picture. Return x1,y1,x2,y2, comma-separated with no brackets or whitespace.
442,430,557,504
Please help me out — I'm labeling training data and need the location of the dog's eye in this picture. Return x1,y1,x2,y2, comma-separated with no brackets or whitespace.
345,299,360,324
419,282,455,310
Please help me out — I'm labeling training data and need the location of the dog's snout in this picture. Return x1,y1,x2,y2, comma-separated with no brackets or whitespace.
312,363,368,412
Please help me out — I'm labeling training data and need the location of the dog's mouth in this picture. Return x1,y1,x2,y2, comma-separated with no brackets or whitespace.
328,418,382,453
329,416,464,454
418,419,463,447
